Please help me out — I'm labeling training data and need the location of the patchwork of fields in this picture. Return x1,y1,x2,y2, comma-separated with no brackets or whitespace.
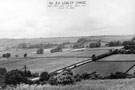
0,46,135,75
0,47,112,73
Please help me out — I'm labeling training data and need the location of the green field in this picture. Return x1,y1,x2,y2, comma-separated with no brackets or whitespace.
0,47,112,73
100,54,135,61
13,79,135,90
73,54,135,76
0,46,134,75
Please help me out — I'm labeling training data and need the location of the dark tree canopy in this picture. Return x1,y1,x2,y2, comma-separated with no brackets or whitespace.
5,69,26,85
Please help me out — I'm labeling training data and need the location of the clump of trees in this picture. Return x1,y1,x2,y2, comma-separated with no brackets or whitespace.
50,46,62,53
108,40,135,47
88,42,101,48
73,38,101,49
2,53,11,58
108,41,122,47
48,69,74,85
77,38,88,44
122,40,135,46
36,48,44,54
107,72,131,79
5,69,26,85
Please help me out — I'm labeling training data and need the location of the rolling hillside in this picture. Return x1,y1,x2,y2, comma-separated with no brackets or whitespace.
0,35,134,50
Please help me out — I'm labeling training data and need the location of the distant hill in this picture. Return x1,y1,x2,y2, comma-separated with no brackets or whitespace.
0,35,134,50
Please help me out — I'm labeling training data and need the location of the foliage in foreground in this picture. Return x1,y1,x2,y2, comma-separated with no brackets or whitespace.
48,69,74,85
8,79,135,90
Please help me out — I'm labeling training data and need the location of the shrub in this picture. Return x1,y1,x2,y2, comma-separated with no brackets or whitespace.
107,72,128,79
40,71,50,81
80,71,101,80
56,73,74,85
74,74,82,82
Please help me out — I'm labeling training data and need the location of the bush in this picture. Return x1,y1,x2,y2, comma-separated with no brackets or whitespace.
48,76,58,85
40,71,50,81
74,74,82,82
36,48,44,54
80,72,101,80
56,73,74,85
5,69,26,85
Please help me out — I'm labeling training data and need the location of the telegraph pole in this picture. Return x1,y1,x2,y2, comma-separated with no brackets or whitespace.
23,65,28,77
23,65,28,83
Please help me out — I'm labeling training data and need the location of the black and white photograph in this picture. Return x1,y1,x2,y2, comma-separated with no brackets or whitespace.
0,0,134,89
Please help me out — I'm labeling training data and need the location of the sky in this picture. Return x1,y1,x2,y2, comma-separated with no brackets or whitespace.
0,0,134,38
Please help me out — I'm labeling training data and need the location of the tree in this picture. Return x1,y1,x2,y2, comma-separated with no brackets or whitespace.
77,38,88,44
40,71,49,81
6,53,11,58
91,54,97,61
24,53,27,58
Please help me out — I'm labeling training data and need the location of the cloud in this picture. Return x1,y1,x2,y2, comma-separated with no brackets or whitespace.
0,0,134,38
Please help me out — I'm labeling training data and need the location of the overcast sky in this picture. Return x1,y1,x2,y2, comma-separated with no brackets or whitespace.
0,0,134,38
